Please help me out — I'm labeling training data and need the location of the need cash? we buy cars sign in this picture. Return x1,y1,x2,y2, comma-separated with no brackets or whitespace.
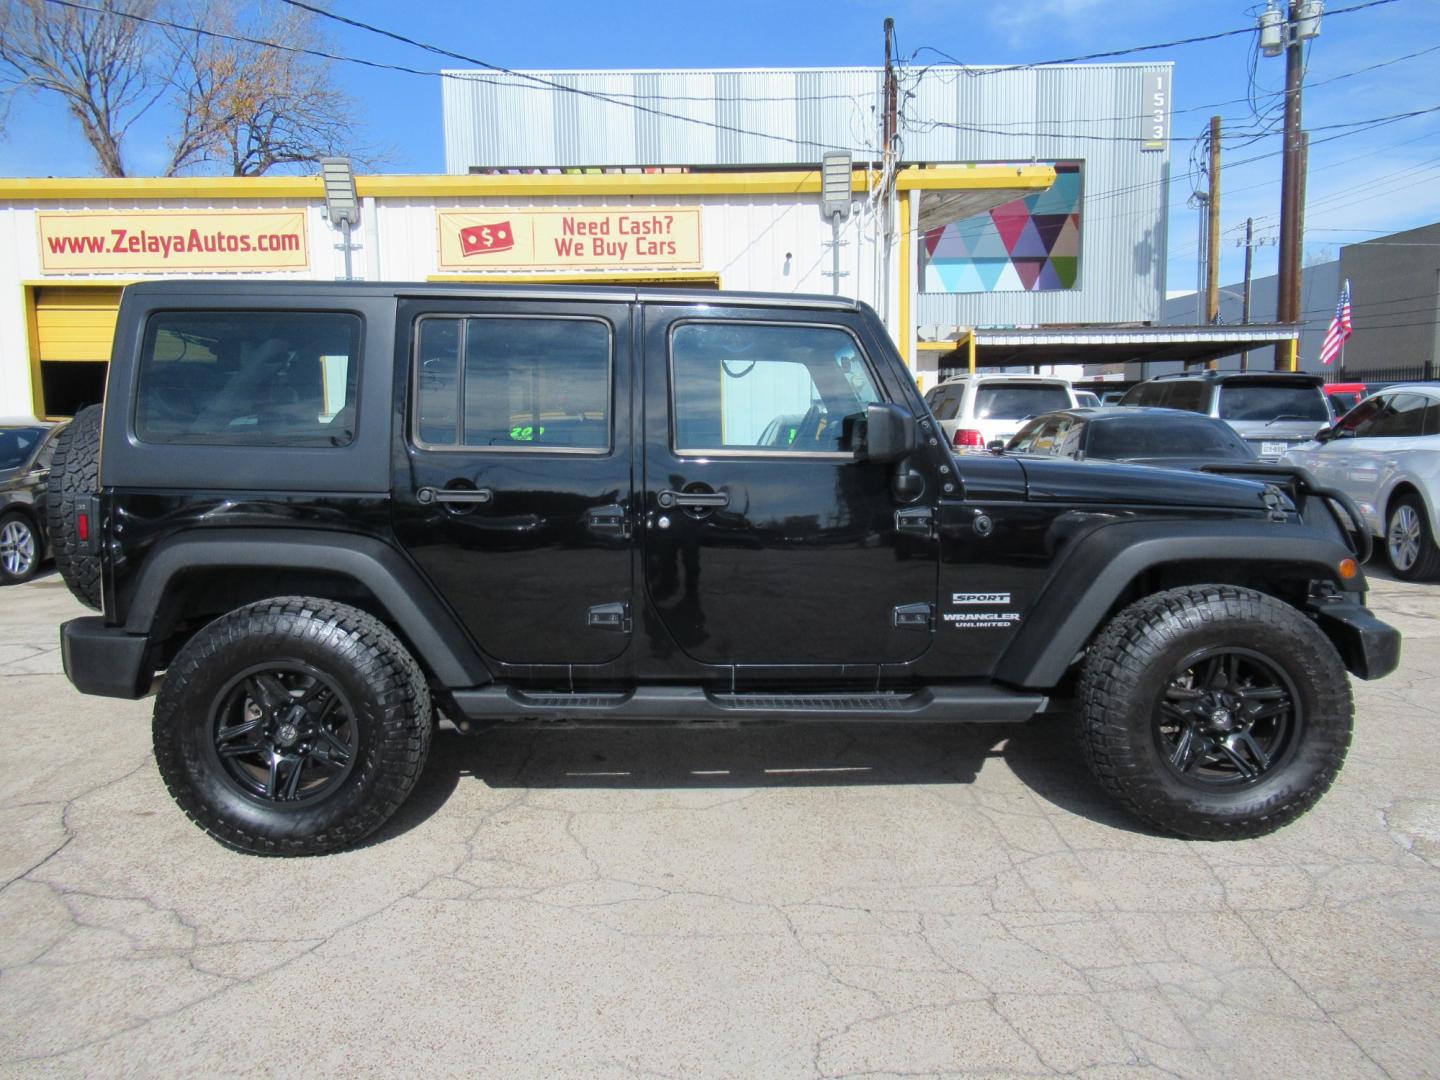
437,208,702,271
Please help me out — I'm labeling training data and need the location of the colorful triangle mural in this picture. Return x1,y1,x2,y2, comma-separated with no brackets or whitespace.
918,162,1083,293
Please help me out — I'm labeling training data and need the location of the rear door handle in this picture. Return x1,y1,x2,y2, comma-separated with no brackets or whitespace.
418,486,494,505
658,490,729,509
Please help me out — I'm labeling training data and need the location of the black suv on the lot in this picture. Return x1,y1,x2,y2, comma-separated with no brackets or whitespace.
52,282,1398,855
1119,371,1333,461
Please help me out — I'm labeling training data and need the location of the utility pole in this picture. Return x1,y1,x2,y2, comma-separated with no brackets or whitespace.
882,18,897,164
1241,217,1254,370
1262,1,1322,370
1205,115,1222,325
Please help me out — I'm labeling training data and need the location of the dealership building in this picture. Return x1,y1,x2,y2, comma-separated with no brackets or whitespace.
0,61,1225,420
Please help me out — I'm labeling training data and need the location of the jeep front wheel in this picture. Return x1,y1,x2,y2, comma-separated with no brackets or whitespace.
1078,586,1352,839
152,597,432,856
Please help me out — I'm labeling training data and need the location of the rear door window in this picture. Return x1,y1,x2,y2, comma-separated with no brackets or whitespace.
927,385,962,421
1157,382,1209,413
413,316,612,451
135,311,361,446
972,384,1071,421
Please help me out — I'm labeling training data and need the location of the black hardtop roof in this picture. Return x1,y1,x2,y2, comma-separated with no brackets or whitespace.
120,279,861,311
1147,370,1325,386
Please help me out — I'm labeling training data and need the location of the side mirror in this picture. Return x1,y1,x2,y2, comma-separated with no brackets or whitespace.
1314,425,1334,443
858,402,916,463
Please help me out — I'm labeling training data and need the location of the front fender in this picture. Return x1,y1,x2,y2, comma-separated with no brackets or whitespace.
993,518,1361,690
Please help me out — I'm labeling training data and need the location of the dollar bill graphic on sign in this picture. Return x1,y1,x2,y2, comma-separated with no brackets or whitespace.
459,222,515,256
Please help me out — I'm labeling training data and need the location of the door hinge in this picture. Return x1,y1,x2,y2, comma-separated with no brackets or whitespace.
588,602,632,633
892,602,934,630
587,504,630,538
895,506,934,538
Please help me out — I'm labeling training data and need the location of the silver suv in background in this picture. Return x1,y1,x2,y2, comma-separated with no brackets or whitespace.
923,374,1077,451
1118,371,1331,461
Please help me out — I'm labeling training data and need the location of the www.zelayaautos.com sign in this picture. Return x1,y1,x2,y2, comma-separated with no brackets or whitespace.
37,210,310,273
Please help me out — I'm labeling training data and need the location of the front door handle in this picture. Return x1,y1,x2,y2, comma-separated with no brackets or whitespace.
418,486,494,506
658,489,729,509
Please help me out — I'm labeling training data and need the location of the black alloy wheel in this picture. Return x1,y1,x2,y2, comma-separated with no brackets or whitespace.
209,663,360,805
1155,647,1298,787
1078,585,1352,839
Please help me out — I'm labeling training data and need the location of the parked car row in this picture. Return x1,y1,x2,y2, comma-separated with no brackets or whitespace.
923,370,1440,581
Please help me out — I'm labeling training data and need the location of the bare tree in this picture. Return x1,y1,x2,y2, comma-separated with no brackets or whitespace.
162,4,369,177
0,0,161,177
0,0,370,177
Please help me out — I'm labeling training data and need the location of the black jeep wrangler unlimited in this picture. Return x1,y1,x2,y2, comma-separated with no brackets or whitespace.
52,281,1399,855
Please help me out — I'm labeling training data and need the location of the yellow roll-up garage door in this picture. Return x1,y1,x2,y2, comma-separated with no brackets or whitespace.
30,285,121,417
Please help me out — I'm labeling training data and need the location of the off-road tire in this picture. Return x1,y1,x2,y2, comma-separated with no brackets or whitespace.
0,511,40,585
153,597,432,856
47,403,103,610
1384,493,1440,582
1078,585,1352,839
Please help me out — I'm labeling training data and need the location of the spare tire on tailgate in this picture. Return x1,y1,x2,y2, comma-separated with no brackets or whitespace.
48,403,103,611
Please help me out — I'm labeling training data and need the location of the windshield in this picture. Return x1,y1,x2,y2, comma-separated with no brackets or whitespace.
974,385,1072,421
1088,418,1253,460
0,427,45,471
1218,384,1329,422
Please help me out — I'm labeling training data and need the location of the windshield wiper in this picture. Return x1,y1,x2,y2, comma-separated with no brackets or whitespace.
1264,414,1312,426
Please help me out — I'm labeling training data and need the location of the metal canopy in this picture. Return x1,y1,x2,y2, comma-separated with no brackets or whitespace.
920,324,1300,370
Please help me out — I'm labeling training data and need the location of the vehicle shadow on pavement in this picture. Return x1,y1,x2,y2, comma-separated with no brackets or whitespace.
371,712,1162,844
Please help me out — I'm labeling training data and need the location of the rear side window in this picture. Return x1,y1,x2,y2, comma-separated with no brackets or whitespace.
413,316,611,451
1089,418,1252,459
927,386,962,421
1218,383,1329,422
1158,382,1209,413
973,385,1071,421
135,311,361,446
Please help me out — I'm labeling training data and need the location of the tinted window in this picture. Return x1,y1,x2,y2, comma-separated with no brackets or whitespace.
1088,418,1253,460
414,317,611,450
136,311,361,446
1362,393,1426,439
1118,382,1163,407
0,427,45,471
1008,414,1079,455
1157,382,1209,413
928,386,962,421
1424,398,1440,437
1217,383,1329,422
973,384,1071,421
671,323,881,454
1336,396,1383,435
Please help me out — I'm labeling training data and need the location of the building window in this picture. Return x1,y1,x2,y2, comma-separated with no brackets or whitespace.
919,162,1082,293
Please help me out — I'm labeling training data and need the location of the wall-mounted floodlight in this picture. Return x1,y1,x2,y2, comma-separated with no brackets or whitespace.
320,157,359,226
1258,3,1285,56
821,151,853,221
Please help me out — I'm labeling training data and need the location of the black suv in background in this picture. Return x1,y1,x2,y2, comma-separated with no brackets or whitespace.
49,281,1396,855
1119,371,1332,461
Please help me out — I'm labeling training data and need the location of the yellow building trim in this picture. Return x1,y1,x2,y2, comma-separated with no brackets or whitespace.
426,270,721,287
898,192,911,366
0,164,1054,204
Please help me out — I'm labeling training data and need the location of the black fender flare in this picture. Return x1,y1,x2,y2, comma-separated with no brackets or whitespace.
993,518,1361,690
123,528,492,688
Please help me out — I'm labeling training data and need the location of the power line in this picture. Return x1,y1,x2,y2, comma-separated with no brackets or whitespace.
905,0,1400,75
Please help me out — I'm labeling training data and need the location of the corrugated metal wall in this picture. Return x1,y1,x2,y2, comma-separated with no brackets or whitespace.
442,64,1171,325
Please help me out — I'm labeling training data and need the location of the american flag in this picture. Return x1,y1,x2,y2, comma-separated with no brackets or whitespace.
1319,279,1353,366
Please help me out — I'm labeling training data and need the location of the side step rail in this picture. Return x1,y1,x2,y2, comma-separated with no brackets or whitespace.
451,685,1047,727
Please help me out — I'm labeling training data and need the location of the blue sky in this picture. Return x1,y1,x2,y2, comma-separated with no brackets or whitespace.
2,0,1437,295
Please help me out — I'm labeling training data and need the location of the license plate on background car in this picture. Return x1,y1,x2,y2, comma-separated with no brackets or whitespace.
1261,441,1287,457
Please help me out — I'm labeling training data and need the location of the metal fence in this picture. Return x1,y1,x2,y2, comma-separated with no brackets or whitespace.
1335,363,1434,383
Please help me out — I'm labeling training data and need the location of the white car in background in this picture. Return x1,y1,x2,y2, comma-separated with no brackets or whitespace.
1282,384,1440,580
923,375,1077,452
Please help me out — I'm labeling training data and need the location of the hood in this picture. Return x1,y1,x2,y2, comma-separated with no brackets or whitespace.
1017,456,1271,511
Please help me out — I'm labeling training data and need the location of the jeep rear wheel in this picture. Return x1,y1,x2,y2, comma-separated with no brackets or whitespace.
47,403,103,610
1078,586,1352,839
153,597,431,856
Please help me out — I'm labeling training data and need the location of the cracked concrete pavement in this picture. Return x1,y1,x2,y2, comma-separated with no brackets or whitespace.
2,568,1438,1078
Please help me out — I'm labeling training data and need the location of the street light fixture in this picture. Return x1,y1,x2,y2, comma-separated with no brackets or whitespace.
820,151,853,297
320,157,359,281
